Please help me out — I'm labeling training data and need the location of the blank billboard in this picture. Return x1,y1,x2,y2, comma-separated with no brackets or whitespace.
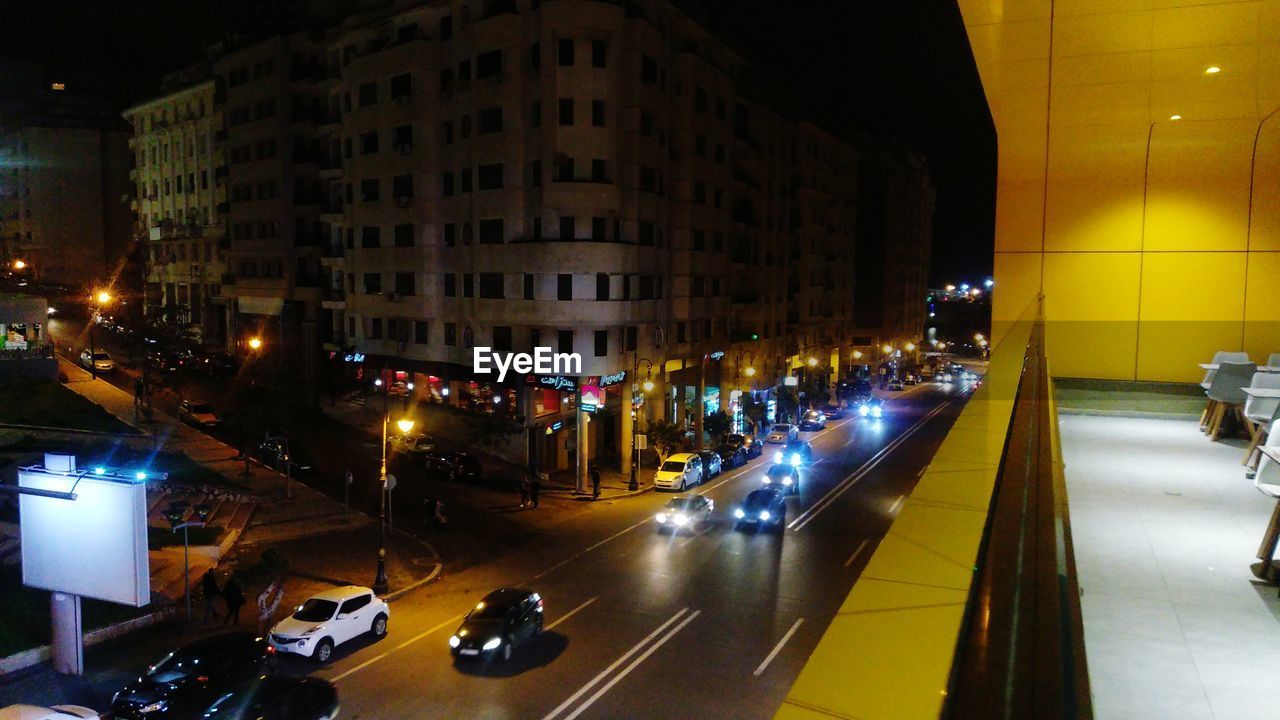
19,461,150,607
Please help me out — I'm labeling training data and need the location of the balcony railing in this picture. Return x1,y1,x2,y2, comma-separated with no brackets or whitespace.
0,345,54,361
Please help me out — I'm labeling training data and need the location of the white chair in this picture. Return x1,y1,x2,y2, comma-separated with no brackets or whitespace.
1205,362,1256,440
1254,427,1280,497
1244,372,1280,467
1201,351,1251,428
1269,352,1280,369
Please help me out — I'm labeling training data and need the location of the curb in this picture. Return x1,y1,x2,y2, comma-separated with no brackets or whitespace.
384,562,443,602
0,606,177,679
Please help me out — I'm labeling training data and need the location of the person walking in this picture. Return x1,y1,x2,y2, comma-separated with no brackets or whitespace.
223,575,246,627
201,569,221,622
519,473,530,508
257,579,284,636
530,473,542,508
423,497,439,529
590,465,602,500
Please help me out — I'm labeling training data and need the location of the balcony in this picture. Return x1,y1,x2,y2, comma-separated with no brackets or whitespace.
149,224,203,241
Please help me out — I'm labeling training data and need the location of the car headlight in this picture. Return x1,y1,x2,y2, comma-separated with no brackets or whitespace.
774,451,783,462
482,637,502,651
673,514,689,525
872,407,883,418
655,513,668,523
759,511,771,521
859,405,869,416
734,508,745,519
449,635,461,648
139,701,168,714
762,477,772,484
790,455,802,466
782,477,793,485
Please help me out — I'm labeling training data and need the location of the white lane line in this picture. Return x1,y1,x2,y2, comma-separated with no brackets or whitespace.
331,611,467,682
529,517,651,582
753,618,804,677
541,608,690,720
843,539,870,568
888,494,905,516
788,399,951,532
546,596,599,632
330,652,388,682
562,610,702,720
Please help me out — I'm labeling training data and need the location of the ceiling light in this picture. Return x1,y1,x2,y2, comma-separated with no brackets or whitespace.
1169,114,1182,121
1204,66,1221,75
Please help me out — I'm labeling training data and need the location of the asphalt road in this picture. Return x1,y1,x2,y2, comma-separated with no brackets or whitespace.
276,379,974,720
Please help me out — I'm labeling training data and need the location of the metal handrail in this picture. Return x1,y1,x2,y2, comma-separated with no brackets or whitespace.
943,319,1092,719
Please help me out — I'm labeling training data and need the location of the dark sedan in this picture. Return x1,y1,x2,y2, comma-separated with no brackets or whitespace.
256,438,315,478
697,450,723,478
449,589,544,662
733,488,788,531
821,403,845,419
716,443,749,469
112,633,272,719
727,433,764,459
779,439,813,465
198,675,338,720
426,451,482,482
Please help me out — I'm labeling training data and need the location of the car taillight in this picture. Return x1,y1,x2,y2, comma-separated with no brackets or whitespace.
265,646,276,654
196,676,209,683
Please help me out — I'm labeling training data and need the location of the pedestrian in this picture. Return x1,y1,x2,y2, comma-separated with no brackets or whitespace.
434,499,448,528
223,575,246,627
519,473,530,508
257,579,284,636
590,465,601,500
201,569,220,622
423,496,438,529
530,473,542,508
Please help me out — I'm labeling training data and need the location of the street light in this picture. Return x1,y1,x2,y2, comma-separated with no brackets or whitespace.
374,413,412,595
247,336,263,351
905,342,916,352
631,356,656,491
852,350,863,360
88,291,113,381
744,366,756,377
807,356,818,367
882,344,894,354
12,259,25,271
164,502,210,622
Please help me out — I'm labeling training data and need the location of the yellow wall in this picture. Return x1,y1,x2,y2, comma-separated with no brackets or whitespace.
964,0,1280,381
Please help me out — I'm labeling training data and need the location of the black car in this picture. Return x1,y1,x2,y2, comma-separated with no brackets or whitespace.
199,674,339,720
733,488,787,530
821,404,845,419
112,632,272,719
798,409,827,430
780,439,813,464
426,451,482,482
727,434,764,459
449,588,544,662
857,397,886,420
147,349,182,373
716,443,748,469
257,438,315,478
697,450,723,478
198,352,237,376
763,462,801,495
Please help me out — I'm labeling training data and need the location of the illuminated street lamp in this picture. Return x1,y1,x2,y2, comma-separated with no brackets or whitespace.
632,356,657,491
12,259,26,271
882,344,894,354
744,366,757,378
807,356,818,367
974,333,985,342
984,278,994,289
642,377,655,393
905,342,916,352
396,418,415,435
87,290,113,381
247,336,263,351
852,350,863,360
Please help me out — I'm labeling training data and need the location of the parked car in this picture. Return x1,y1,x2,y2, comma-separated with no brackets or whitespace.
179,400,221,427
765,423,799,444
716,443,749,469
762,462,802,495
858,398,885,419
197,352,236,376
197,675,339,720
798,409,827,430
269,586,389,663
726,434,764,459
903,373,919,385
779,439,814,465
888,377,905,391
733,488,788,531
654,495,714,532
146,349,182,373
937,371,954,383
696,450,723,479
449,589,543,662
256,437,314,478
391,433,437,456
0,707,99,720
425,451,482,482
79,348,115,373
111,633,271,720
653,453,704,491
821,404,845,420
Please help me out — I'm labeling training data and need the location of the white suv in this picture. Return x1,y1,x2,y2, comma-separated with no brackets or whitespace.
653,453,704,491
269,585,389,663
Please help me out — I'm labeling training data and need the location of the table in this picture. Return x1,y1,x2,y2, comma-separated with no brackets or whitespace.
1253,446,1280,583
1200,363,1280,372
1243,388,1280,399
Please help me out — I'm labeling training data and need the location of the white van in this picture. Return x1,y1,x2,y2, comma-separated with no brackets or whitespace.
653,453,704,491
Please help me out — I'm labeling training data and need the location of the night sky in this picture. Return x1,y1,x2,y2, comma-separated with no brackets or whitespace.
1,0,995,285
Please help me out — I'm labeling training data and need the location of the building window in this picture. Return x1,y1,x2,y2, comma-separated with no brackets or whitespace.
478,218,504,244
444,223,456,246
591,40,606,68
557,273,572,300
523,273,534,300
361,178,380,201
442,172,455,196
393,125,413,148
626,326,637,351
693,229,705,250
478,106,503,134
415,321,429,344
364,273,382,294
394,223,414,247
395,272,415,295
460,168,472,193
640,166,656,192
592,216,606,241
556,157,574,182
444,273,456,296
530,160,541,187
594,330,607,357
478,273,504,298
640,111,653,136
695,135,707,157
641,55,657,84
444,322,457,346
359,82,377,107
529,42,541,70
559,216,575,241
695,86,708,112
531,101,541,127
440,15,452,39
442,121,453,144
639,220,655,246
393,174,414,200
476,49,502,78
532,217,542,239
370,319,383,339
558,329,573,354
591,100,605,127
558,98,573,126
477,163,503,190
390,73,412,99
463,274,474,297
694,182,706,205
558,38,574,66
361,226,381,247
493,326,512,351
591,159,608,182
596,273,609,300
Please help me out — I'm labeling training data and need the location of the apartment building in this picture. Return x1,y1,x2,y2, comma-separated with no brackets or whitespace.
0,84,134,289
122,69,229,343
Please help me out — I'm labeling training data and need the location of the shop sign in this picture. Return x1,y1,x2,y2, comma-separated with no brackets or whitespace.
343,352,366,363
707,350,725,361
528,375,577,393
783,376,799,386
600,371,627,387
580,384,603,413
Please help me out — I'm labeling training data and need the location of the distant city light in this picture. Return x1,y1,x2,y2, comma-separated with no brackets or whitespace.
50,82,65,91
135,472,147,481
882,344,893,354
945,284,956,292
852,350,863,359
905,342,916,352
374,378,383,387
984,278,994,288
744,367,757,377
12,259,26,270
93,467,106,475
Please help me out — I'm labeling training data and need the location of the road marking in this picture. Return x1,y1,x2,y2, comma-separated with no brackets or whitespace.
330,611,466,682
529,518,651,582
843,539,870,568
329,652,388,682
788,398,953,532
888,494,905,516
561,610,701,720
546,596,598,632
753,618,804,677
542,608,690,720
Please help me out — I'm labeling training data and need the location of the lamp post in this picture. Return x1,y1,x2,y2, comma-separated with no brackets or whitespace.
240,337,263,477
88,291,112,381
736,351,756,435
165,502,210,622
630,356,655,491
374,415,414,594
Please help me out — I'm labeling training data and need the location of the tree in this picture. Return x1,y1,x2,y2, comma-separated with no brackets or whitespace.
742,394,767,435
645,419,686,464
465,411,523,452
703,410,731,443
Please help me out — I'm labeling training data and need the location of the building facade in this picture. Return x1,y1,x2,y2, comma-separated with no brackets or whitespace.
122,71,229,344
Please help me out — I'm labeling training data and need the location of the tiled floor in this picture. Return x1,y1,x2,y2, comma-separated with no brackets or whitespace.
1060,413,1280,720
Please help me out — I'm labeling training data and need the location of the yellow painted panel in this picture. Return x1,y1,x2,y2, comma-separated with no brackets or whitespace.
1145,119,1253,252
1050,80,1153,128
1054,10,1153,57
992,252,1041,347
958,0,1053,26
1244,251,1280,360
1136,252,1247,381
1057,0,1153,17
994,182,1045,253
1150,75,1261,122
1149,45,1257,82
1151,2,1260,50
1045,125,1149,252
1251,123,1280,252
1053,50,1151,87
1043,252,1141,379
